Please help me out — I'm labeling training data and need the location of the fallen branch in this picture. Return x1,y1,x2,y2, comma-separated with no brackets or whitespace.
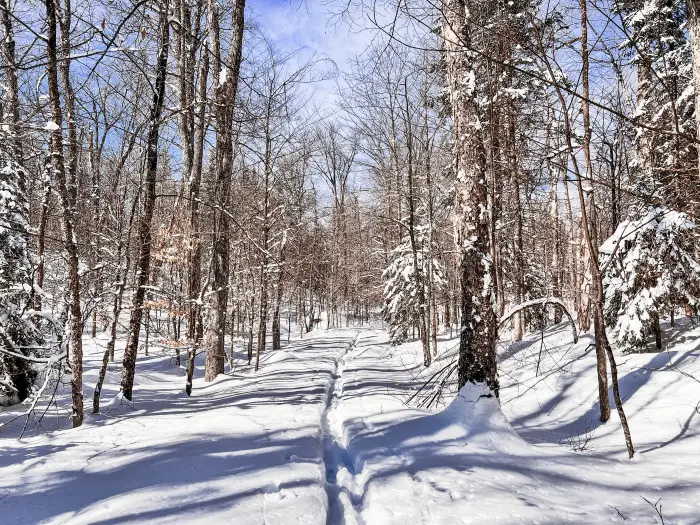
641,496,665,525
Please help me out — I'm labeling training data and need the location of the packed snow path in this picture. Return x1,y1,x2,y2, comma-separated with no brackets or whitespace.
1,326,700,524
0,330,363,525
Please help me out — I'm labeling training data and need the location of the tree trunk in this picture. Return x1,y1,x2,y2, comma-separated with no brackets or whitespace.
686,1,700,177
0,0,20,158
577,0,610,423
403,79,430,366
507,114,525,341
547,121,563,324
652,312,662,351
187,44,209,343
443,0,498,394
204,0,246,381
255,272,268,371
93,177,137,412
35,160,51,311
44,0,84,427
120,2,170,400
248,295,255,364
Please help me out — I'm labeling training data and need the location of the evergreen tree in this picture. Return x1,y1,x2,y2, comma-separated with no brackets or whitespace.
618,0,698,211
0,133,43,405
601,205,700,353
382,229,444,345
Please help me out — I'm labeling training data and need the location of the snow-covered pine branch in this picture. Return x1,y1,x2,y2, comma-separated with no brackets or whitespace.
601,206,700,353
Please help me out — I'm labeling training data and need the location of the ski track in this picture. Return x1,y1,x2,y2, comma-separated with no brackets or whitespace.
321,332,364,525
2,325,700,524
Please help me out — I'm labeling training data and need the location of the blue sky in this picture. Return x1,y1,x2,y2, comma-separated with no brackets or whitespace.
250,0,376,107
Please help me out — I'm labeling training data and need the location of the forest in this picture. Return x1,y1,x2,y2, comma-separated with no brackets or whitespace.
1,0,700,523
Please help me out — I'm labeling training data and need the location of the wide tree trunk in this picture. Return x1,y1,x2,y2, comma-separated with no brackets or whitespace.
442,0,498,394
686,1,700,177
204,0,246,382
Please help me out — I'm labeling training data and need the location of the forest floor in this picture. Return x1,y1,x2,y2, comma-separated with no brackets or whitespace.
1,320,699,524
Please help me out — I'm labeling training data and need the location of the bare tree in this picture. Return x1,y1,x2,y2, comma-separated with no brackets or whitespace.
204,0,246,382
121,0,171,400
44,0,84,427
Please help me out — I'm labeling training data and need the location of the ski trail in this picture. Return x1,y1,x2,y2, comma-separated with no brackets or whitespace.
321,332,364,525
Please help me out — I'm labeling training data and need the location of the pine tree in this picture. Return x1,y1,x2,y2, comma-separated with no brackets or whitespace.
619,0,697,211
0,133,42,405
382,230,444,345
601,205,700,353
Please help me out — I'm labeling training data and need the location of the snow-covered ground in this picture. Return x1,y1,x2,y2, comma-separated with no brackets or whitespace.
1,320,699,524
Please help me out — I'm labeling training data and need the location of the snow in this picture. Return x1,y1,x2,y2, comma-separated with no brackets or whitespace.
1,321,700,523
44,121,60,131
600,206,700,352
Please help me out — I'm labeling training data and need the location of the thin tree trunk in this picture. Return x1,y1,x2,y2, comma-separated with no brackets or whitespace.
44,0,84,427
507,114,525,341
578,0,610,423
187,44,209,343
93,162,137,412
547,119,563,324
403,79,430,366
89,130,103,338
248,295,255,364
35,159,51,310
120,3,170,400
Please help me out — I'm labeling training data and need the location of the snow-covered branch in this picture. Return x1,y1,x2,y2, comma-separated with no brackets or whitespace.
499,297,578,344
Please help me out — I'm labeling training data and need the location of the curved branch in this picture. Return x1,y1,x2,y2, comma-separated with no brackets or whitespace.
499,297,578,344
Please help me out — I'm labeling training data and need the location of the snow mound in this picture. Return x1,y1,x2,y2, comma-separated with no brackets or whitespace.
263,349,296,364
443,383,528,450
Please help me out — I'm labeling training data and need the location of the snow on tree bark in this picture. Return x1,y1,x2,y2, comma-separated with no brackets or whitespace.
687,0,700,177
442,0,498,395
44,0,84,427
0,136,42,406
